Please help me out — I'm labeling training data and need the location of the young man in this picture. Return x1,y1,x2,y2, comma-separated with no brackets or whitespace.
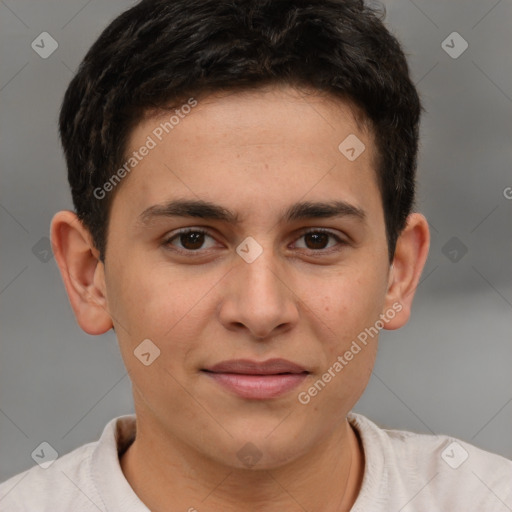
1,0,510,510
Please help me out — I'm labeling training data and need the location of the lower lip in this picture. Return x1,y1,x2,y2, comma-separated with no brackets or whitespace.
203,372,308,399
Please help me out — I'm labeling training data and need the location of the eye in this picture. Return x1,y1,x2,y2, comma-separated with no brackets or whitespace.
163,227,347,255
292,229,345,251
163,228,218,252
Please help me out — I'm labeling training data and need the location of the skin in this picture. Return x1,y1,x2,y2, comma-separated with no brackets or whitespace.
51,85,429,512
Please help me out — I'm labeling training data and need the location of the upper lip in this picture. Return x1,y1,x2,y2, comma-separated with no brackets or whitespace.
203,358,309,375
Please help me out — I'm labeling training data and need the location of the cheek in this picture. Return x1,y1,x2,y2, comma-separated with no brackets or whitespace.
107,261,220,366
106,264,206,408
313,268,386,398
316,270,387,346
303,280,381,413
108,261,178,332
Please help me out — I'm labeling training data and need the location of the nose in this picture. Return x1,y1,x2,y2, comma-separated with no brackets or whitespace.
217,249,300,340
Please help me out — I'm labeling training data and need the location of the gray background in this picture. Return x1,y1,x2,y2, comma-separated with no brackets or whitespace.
1,0,511,482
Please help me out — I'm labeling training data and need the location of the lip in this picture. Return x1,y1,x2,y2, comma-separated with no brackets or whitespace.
202,358,309,400
205,358,308,375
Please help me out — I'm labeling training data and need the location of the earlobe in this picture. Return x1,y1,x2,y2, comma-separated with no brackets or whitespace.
382,213,430,330
50,210,113,335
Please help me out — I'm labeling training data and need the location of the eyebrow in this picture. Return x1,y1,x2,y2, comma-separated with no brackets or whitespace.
137,198,366,226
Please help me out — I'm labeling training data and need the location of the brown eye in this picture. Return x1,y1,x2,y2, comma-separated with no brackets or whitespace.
294,229,343,251
180,231,205,250
165,229,217,252
304,232,330,250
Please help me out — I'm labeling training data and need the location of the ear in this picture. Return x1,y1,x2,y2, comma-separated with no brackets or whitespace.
50,210,113,335
382,213,430,330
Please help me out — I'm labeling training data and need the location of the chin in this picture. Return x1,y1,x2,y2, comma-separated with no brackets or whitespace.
206,427,317,471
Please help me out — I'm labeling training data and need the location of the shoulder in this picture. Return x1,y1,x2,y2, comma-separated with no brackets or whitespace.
0,441,100,511
348,412,512,511
0,415,136,512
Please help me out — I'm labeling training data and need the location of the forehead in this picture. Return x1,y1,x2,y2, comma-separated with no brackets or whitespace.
113,86,381,224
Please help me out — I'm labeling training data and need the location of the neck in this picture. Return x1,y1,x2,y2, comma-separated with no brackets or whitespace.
120,415,364,512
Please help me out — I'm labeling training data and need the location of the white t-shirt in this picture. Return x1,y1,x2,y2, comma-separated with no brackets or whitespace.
1,413,511,511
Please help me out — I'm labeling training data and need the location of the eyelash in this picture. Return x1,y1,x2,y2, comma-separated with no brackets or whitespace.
162,227,347,256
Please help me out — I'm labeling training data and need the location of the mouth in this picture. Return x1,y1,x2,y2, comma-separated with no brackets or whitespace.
201,358,310,400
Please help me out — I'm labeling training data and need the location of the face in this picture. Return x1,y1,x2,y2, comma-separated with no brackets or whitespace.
102,86,393,468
